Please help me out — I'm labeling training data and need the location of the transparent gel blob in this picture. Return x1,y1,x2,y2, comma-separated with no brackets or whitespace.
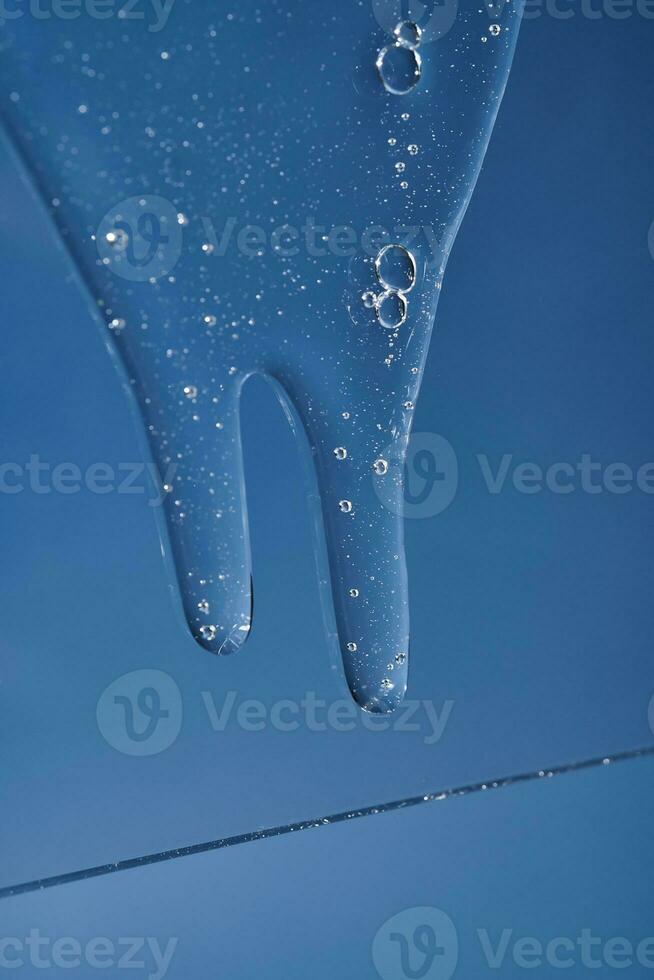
0,0,523,711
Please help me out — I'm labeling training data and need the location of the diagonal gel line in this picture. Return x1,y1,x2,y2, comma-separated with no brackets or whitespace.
2,745,653,901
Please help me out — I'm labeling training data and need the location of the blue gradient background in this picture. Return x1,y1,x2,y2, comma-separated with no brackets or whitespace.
0,2,652,972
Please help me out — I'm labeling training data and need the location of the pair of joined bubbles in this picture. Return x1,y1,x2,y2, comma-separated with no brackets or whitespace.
377,20,424,96
362,243,417,330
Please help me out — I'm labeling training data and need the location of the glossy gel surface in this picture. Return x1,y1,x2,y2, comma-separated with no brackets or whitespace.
0,0,522,711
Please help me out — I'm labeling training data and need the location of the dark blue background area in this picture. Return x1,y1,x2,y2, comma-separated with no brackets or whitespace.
0,1,652,966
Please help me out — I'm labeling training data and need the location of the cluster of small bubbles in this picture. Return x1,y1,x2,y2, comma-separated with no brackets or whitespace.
395,161,406,173
203,314,217,326
199,624,217,642
183,384,198,399
197,599,210,614
401,112,410,121
395,652,407,665
342,411,350,420
339,499,353,514
388,137,397,146
334,447,348,460
176,212,189,227
376,21,422,96
380,678,394,691
403,400,414,411
373,458,389,476
346,642,358,652
489,23,501,35
361,290,377,309
349,588,359,598
407,144,419,155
